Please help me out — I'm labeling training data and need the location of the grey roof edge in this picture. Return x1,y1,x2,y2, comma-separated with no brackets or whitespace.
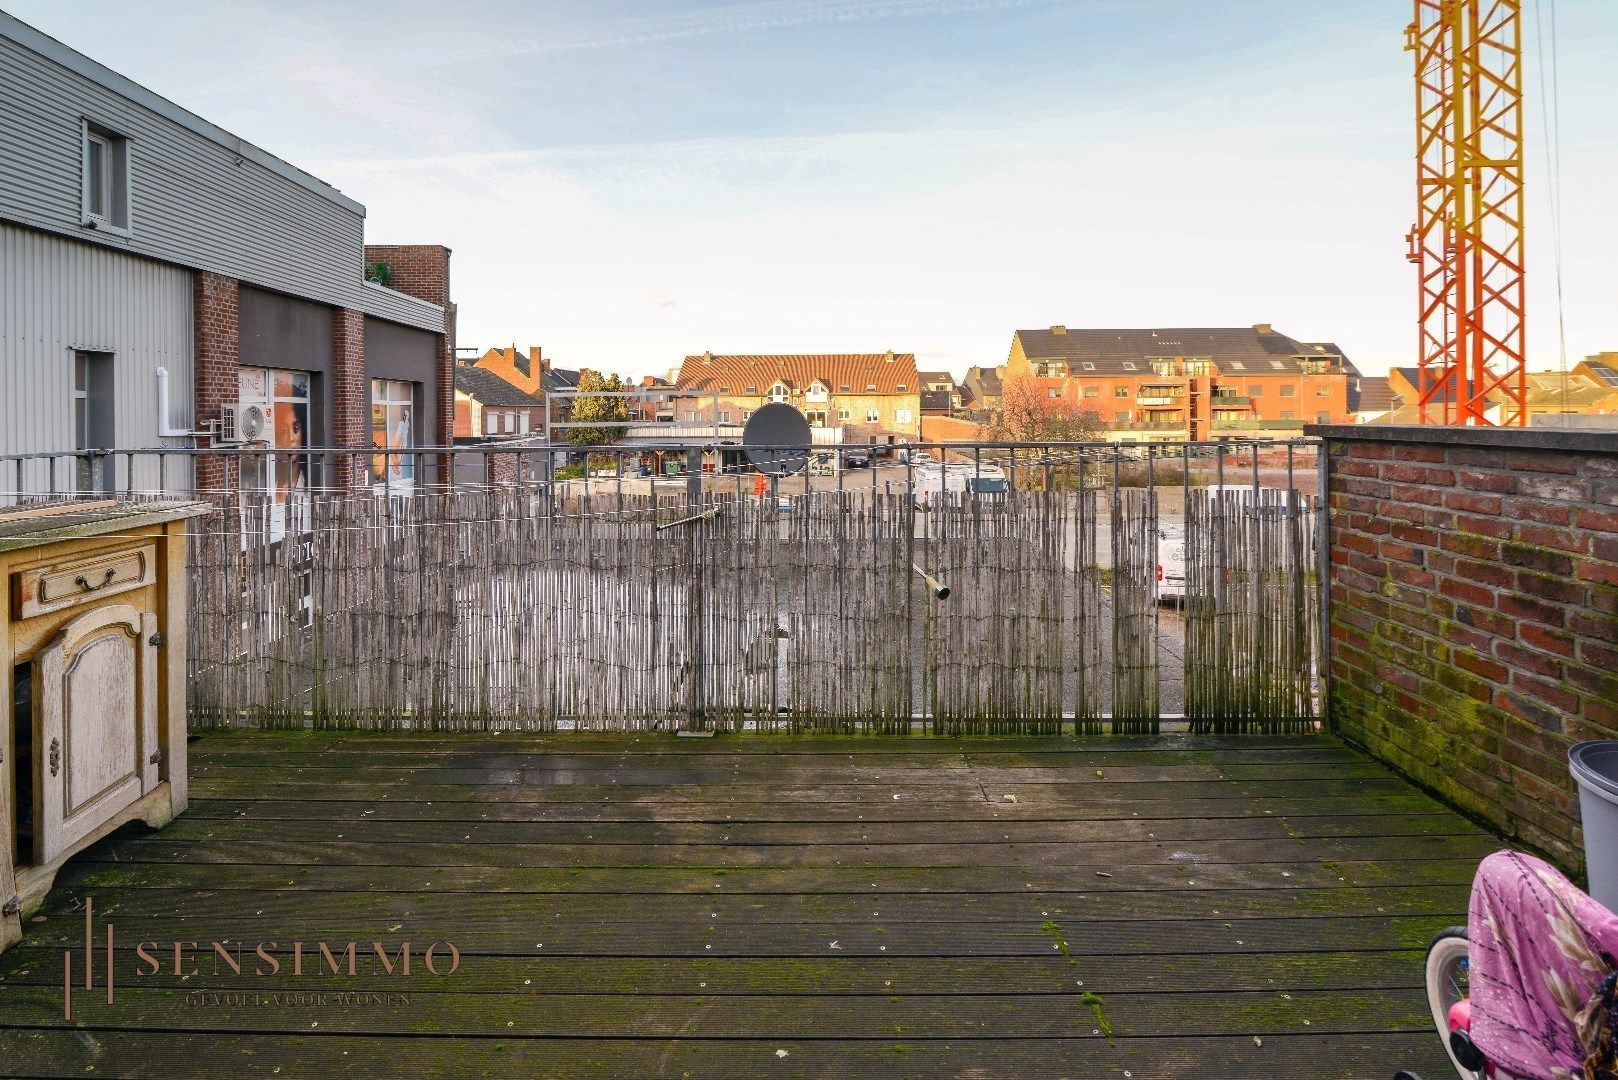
1,11,365,217
1306,423,1618,455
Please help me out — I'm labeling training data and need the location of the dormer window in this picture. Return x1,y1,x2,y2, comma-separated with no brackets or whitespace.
806,380,830,403
865,383,877,393
745,385,758,394
768,381,790,403
838,384,851,393
896,384,907,392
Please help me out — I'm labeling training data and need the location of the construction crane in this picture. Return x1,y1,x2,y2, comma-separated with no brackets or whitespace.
1406,0,1528,426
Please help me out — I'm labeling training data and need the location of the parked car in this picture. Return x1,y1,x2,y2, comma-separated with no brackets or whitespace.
844,450,871,469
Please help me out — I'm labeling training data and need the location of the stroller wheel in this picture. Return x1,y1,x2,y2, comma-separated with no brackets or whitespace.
1424,926,1479,1078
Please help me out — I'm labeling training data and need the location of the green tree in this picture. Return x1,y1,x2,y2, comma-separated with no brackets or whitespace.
566,371,630,446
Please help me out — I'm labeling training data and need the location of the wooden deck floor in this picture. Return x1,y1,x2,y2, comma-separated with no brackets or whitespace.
0,732,1493,1078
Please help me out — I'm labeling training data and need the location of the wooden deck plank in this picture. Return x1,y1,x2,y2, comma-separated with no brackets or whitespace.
0,1029,1455,1080
0,731,1468,1078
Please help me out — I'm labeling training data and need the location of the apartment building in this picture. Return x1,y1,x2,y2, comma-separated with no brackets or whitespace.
1003,324,1357,442
0,12,453,491
672,352,923,443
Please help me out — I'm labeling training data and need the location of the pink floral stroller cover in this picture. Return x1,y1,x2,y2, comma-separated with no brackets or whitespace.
1469,850,1618,1080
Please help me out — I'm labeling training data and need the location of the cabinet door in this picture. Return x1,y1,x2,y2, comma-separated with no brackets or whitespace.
34,604,159,865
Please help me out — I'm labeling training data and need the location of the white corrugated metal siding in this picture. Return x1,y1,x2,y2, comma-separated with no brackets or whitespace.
1,223,193,475
0,21,442,334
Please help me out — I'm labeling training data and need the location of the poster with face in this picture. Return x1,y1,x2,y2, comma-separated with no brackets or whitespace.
273,398,309,502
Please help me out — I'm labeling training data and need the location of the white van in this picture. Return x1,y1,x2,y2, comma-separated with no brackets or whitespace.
1157,519,1186,604
912,462,1007,506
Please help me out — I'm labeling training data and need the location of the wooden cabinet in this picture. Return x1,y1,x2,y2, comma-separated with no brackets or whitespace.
0,500,207,952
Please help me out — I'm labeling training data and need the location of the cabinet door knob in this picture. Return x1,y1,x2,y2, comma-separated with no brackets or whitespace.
49,738,61,777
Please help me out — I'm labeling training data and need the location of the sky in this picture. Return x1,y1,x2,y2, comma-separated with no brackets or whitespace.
8,1,1616,380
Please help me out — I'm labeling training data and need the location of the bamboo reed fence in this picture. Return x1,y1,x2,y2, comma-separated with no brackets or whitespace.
187,483,1321,734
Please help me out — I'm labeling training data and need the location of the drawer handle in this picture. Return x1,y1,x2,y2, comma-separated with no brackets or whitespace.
49,738,60,777
74,568,117,593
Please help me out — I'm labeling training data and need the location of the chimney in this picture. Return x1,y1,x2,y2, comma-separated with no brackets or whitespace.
1050,325,1067,336
703,351,713,363
1253,323,1273,335
529,346,546,373
885,350,895,363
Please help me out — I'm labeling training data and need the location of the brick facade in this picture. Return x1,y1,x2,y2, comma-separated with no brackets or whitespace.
1317,425,1618,872
192,271,240,491
330,308,366,486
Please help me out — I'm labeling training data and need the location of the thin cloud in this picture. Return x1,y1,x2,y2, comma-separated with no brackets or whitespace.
423,0,1050,62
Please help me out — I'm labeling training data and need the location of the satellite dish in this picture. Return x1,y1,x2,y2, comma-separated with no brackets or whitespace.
742,403,811,477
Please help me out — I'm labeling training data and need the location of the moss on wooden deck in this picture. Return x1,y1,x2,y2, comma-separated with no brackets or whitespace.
0,732,1483,1077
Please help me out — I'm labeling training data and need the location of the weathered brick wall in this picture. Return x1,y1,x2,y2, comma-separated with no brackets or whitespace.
330,308,367,486
1317,425,1618,871
192,271,240,492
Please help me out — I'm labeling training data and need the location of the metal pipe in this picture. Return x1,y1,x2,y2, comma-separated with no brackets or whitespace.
912,563,949,600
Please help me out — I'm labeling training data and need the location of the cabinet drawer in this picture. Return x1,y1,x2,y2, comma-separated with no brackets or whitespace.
13,545,156,619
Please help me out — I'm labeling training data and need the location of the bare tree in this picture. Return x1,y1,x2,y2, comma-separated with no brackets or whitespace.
987,373,1106,442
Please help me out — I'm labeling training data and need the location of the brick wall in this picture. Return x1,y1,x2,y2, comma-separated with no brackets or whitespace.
331,308,366,486
1317,425,1618,872
193,271,240,492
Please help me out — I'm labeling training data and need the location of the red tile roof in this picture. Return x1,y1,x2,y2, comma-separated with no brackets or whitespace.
675,353,920,396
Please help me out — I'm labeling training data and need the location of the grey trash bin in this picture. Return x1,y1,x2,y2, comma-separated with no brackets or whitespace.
1569,741,1618,912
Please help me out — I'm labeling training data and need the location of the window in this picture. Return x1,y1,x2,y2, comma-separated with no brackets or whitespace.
718,410,732,424
1083,385,1100,398
1316,385,1333,397
1115,410,1130,423
1279,411,1296,421
895,384,907,392
1048,388,1061,400
768,382,790,403
865,383,877,392
73,352,115,492
1081,362,1095,371
518,412,531,434
1115,386,1131,398
745,385,758,394
865,409,880,423
1227,361,1245,371
719,386,731,394
1316,412,1331,424
839,384,851,393
485,412,499,434
1248,385,1263,397
838,408,851,422
1270,360,1286,370
895,408,913,424
1122,362,1138,371
241,367,313,506
741,410,752,422
372,379,415,484
1279,384,1296,397
82,122,131,233
806,410,826,427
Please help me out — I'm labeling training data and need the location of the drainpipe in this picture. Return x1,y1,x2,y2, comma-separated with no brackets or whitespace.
155,367,193,438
